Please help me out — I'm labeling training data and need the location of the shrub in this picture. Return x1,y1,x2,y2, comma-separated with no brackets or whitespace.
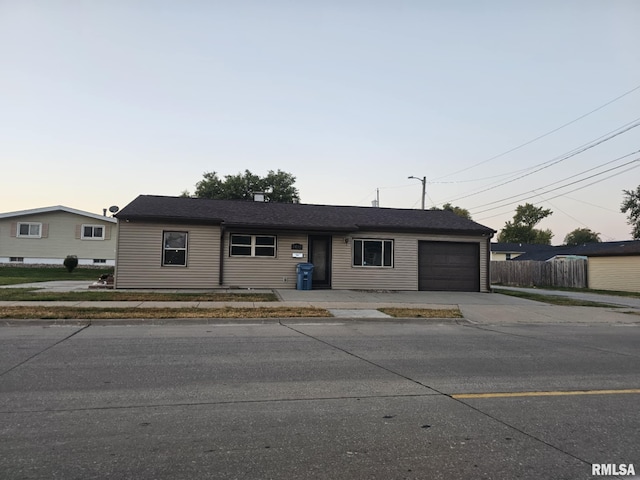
63,255,79,273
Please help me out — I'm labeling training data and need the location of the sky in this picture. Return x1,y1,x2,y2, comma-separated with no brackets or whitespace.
1,1,639,244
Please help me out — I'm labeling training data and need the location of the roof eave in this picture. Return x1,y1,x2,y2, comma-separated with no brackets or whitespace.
116,214,224,225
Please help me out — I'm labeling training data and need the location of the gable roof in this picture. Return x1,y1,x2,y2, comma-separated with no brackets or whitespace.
116,195,496,235
0,205,117,224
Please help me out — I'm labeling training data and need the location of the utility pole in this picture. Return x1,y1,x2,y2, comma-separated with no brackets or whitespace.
408,176,426,210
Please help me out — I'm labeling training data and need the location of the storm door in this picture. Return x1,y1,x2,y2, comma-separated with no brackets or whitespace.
308,235,332,289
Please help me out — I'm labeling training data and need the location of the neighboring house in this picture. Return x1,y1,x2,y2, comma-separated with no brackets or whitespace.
0,206,118,266
114,195,496,291
584,241,640,293
501,241,640,262
492,240,640,292
490,243,557,261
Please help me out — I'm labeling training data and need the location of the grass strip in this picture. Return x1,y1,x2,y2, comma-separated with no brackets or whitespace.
0,288,278,302
493,288,622,308
495,285,640,299
379,307,462,318
0,267,114,285
0,306,331,320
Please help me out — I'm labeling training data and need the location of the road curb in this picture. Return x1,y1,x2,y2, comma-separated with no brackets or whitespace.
0,316,470,327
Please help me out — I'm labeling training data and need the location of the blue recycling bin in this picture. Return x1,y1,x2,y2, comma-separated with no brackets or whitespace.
296,263,314,290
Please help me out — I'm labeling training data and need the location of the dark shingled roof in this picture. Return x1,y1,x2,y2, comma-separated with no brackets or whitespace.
493,240,640,260
116,195,496,235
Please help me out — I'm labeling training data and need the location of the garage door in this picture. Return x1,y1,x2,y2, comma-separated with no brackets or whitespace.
418,241,480,291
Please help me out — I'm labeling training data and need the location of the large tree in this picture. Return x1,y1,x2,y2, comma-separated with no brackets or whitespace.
497,203,553,244
192,169,300,203
621,185,640,239
564,228,601,246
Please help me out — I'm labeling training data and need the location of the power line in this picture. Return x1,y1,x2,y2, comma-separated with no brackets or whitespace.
432,83,640,181
438,117,640,205
468,150,640,211
532,193,618,242
471,157,640,216
475,162,640,222
562,195,619,214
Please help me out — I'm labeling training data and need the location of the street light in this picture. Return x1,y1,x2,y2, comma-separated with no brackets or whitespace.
408,176,426,210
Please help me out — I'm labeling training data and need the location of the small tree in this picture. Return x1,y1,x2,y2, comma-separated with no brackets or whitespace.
497,203,553,245
63,255,79,273
621,185,640,239
564,228,601,246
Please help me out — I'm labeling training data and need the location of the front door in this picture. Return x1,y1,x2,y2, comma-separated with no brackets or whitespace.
308,235,332,289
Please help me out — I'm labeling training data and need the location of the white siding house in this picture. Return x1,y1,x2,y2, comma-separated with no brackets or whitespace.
0,206,118,266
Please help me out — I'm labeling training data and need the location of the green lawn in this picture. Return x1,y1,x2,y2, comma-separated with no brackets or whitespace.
0,266,114,285
0,288,278,302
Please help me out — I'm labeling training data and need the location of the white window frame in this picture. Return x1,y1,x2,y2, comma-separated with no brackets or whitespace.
230,234,277,257
17,222,42,238
162,231,188,267
353,239,394,268
81,224,105,240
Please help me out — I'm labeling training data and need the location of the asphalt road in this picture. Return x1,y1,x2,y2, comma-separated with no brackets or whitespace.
1,321,639,479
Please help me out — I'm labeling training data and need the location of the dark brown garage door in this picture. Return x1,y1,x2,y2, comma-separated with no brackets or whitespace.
418,241,480,291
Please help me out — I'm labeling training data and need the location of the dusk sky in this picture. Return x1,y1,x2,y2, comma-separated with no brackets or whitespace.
2,1,639,243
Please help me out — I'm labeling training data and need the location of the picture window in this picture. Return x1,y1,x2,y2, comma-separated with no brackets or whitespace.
353,239,394,267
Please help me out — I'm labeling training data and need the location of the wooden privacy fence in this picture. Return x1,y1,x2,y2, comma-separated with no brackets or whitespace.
491,260,588,288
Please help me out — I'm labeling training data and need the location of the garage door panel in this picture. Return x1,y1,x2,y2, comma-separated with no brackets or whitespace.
418,241,480,292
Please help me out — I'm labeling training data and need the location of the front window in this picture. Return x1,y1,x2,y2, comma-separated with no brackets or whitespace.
163,231,188,266
353,239,393,267
230,235,276,257
82,225,105,240
17,223,41,238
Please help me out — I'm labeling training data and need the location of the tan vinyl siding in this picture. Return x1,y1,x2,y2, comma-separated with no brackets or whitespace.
223,232,307,289
115,222,220,289
588,256,640,293
491,252,523,261
0,212,116,262
332,232,490,292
